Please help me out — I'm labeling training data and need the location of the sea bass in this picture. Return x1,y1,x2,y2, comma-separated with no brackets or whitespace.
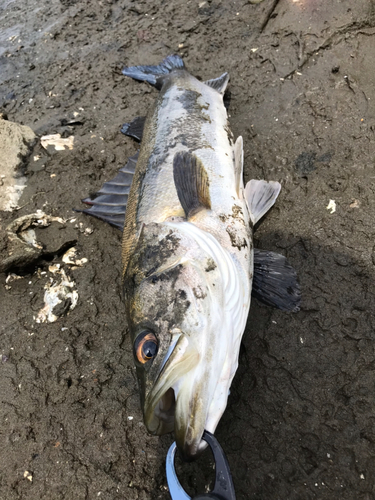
79,55,300,460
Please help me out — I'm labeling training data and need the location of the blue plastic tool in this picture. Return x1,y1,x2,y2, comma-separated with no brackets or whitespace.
166,430,236,500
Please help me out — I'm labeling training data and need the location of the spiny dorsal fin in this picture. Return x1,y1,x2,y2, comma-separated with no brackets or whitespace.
75,152,138,230
234,136,244,197
173,151,211,219
121,116,146,142
122,55,185,89
245,179,281,225
252,249,301,312
204,72,229,95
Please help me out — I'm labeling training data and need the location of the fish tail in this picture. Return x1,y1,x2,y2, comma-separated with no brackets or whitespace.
122,55,185,89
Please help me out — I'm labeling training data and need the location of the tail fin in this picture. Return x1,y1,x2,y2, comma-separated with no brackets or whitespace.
122,55,185,89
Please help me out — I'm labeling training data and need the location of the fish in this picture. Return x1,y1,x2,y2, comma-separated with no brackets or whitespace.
78,55,300,460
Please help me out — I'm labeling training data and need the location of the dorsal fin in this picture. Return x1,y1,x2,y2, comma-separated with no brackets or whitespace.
173,151,211,219
204,72,229,95
75,153,138,230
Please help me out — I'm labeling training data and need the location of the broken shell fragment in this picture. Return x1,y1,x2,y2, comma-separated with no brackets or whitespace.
326,200,336,214
23,471,33,482
40,133,74,151
36,268,78,323
62,247,88,267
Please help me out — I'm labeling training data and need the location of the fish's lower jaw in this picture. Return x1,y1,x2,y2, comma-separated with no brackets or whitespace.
174,415,213,461
173,394,208,461
175,428,205,462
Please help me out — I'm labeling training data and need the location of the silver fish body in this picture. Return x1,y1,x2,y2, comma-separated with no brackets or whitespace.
80,56,300,461
121,60,258,460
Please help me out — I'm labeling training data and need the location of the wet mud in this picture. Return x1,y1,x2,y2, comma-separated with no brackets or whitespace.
1,0,375,498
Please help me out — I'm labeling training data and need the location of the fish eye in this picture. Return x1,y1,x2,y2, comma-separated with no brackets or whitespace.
134,331,159,365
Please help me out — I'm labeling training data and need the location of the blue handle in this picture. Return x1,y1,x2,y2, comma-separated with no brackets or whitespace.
166,431,236,500
166,441,191,500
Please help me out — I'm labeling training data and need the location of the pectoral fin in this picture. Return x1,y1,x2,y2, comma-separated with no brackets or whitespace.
245,179,281,225
173,151,211,219
252,249,301,312
74,152,138,230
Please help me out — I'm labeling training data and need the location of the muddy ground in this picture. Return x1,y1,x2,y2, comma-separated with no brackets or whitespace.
1,0,375,498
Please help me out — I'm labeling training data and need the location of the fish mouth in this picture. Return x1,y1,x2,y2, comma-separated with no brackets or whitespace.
144,333,206,460
151,387,176,434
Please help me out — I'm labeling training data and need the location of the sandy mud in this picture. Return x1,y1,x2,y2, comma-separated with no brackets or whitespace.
1,0,375,498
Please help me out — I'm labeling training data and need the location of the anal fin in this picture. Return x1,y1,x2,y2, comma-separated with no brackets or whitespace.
245,179,281,225
204,72,229,95
74,152,138,230
252,249,301,312
121,116,146,142
173,151,211,219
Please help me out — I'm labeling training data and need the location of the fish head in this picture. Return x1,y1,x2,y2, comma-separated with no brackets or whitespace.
124,221,240,460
